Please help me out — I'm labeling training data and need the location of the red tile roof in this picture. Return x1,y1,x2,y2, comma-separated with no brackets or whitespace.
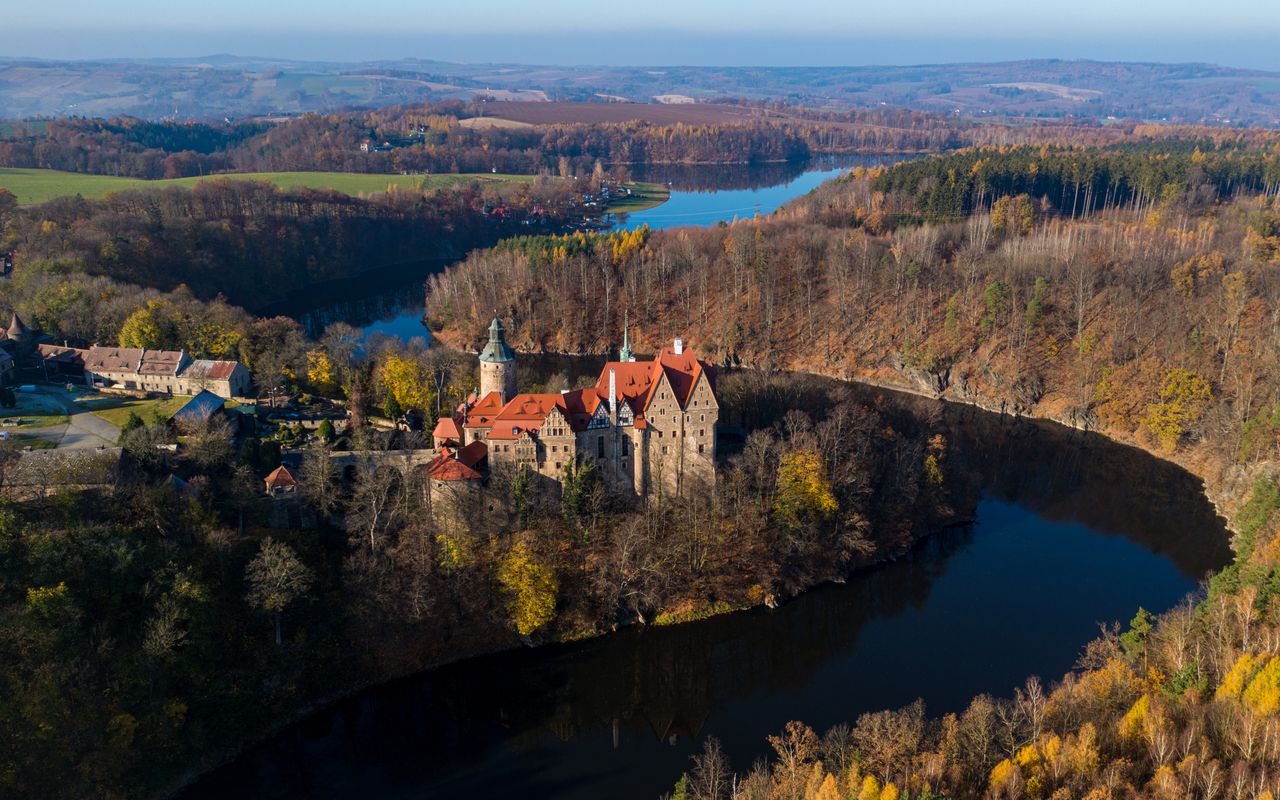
462,391,506,428
593,344,710,413
461,344,713,439
138,349,186,376
426,442,487,481
264,465,298,489
427,459,483,481
432,416,462,440
454,441,488,469
182,359,239,381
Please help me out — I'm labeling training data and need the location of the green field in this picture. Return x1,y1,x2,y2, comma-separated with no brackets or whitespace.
0,167,539,205
606,182,670,213
82,394,192,428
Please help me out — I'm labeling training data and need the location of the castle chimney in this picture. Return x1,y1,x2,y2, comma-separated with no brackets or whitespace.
608,367,617,419
673,337,683,355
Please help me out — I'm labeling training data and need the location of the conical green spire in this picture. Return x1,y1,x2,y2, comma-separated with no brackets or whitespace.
619,311,633,362
480,317,515,363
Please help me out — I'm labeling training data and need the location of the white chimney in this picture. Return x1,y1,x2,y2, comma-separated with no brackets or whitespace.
673,337,683,355
609,368,617,418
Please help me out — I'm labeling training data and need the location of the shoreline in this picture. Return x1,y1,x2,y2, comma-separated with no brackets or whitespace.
155,503,980,800
155,363,1240,800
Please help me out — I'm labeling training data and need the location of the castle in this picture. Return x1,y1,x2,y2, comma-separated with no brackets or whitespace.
428,318,719,499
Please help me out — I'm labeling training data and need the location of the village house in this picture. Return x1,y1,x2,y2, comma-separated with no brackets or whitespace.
429,318,719,500
34,344,250,399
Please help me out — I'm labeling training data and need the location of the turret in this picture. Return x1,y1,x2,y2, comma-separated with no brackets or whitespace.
478,317,517,403
619,311,634,362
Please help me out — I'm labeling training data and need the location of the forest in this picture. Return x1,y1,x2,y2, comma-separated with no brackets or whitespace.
0,359,963,799
5,122,1280,800
0,175,584,309
1,102,1225,184
419,139,1280,800
426,141,1280,484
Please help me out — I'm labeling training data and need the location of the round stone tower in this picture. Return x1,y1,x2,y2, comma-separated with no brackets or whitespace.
479,317,517,403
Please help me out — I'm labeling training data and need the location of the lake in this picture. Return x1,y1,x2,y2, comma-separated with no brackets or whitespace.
184,380,1230,800
612,155,899,232
265,156,902,343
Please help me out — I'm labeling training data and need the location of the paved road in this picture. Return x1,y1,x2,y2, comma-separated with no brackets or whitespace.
38,388,120,449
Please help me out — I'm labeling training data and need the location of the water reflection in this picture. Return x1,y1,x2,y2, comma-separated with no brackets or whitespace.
625,154,909,193
265,157,902,341
186,380,1229,800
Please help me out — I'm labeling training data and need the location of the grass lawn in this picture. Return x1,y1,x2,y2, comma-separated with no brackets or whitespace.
83,394,189,428
606,182,669,213
7,435,57,450
4,393,70,429
0,167,540,206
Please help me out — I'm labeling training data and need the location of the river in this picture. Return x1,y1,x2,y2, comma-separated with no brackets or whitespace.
185,376,1230,800
225,159,1232,798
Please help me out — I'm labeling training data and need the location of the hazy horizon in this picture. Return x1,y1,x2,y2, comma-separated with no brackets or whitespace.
7,0,1280,71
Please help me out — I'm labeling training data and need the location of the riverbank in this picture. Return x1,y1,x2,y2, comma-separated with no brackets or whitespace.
605,181,669,213
836,360,1262,528
165,359,1240,800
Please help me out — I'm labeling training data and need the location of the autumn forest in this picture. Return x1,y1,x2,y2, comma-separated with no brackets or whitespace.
1,63,1280,800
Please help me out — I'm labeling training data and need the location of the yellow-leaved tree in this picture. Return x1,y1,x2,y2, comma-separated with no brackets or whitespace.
773,449,839,530
1117,694,1149,742
497,539,559,636
1217,652,1263,700
118,306,167,349
1243,656,1280,715
1141,368,1212,452
306,350,337,395
377,353,434,413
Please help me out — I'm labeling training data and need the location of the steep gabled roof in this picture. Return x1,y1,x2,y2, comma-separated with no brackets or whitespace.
432,416,462,441
454,440,488,469
264,464,298,489
426,443,487,481
171,390,225,426
463,391,506,428
652,346,707,408
591,344,711,414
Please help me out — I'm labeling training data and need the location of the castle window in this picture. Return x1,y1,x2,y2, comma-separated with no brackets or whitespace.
698,444,704,453
551,445,558,453
597,436,604,458
555,462,562,470
700,414,705,422
662,445,668,455
699,430,705,437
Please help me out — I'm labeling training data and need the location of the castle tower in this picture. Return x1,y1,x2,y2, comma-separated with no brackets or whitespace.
479,317,517,403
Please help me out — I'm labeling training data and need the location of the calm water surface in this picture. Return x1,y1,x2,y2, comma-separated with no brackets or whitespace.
264,157,900,343
612,155,895,232
187,386,1230,800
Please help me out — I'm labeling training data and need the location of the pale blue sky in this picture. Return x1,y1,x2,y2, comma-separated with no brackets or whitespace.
7,0,1280,68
